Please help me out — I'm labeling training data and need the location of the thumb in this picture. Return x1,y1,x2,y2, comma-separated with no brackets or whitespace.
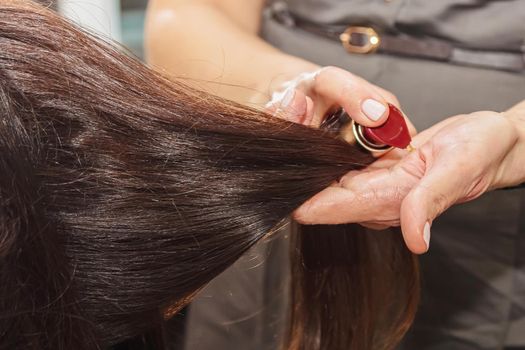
400,162,465,254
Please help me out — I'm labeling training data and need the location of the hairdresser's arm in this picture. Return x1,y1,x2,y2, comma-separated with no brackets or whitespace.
295,100,525,254
145,0,398,127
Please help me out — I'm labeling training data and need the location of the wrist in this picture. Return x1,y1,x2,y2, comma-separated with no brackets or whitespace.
505,108,525,138
500,108,525,187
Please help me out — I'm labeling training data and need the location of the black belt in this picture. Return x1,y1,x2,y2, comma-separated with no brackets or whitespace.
269,2,525,73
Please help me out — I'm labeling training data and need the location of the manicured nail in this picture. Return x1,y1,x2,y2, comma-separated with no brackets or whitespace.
281,88,295,109
423,222,431,251
362,99,386,121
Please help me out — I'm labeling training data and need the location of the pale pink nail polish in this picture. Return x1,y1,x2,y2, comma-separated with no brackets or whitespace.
362,99,386,121
423,222,431,250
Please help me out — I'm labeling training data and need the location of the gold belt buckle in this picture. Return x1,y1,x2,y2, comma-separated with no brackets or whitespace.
339,26,380,54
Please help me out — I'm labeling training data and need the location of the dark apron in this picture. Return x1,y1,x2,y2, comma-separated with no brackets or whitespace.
184,1,525,349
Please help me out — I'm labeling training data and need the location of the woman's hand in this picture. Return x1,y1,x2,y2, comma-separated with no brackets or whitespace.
265,66,410,129
146,2,407,131
294,109,525,254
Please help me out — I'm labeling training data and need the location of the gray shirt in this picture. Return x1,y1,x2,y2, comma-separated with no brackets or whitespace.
284,0,525,51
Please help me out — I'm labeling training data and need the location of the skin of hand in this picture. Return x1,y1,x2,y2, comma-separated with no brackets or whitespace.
294,105,525,255
147,0,525,256
265,66,416,130
145,0,405,129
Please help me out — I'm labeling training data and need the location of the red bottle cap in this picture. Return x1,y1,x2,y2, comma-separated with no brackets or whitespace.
361,104,412,149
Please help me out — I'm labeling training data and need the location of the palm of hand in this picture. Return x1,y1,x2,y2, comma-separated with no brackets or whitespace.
296,111,518,254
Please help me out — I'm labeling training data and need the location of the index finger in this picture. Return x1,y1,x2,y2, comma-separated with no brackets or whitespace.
293,167,416,225
313,66,390,127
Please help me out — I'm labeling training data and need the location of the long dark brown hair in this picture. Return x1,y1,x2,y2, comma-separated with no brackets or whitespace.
0,1,419,349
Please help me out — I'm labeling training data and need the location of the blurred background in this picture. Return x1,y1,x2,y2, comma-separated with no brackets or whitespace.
39,0,147,58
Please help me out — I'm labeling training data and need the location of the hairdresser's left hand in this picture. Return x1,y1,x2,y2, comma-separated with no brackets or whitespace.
294,106,525,254
265,66,417,131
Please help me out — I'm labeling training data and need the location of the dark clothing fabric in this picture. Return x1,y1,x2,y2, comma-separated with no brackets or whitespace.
284,0,525,52
183,232,290,350
184,1,525,349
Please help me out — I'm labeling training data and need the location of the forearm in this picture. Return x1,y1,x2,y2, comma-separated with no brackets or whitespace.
145,0,318,106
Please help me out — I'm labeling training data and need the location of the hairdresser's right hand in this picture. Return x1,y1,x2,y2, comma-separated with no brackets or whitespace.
265,66,403,128
294,109,525,255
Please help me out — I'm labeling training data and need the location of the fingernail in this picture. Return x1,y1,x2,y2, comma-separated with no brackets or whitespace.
423,222,431,251
280,88,295,109
362,99,386,121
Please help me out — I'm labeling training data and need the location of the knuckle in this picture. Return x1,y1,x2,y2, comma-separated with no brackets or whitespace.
321,66,344,76
315,66,336,83
337,80,358,103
